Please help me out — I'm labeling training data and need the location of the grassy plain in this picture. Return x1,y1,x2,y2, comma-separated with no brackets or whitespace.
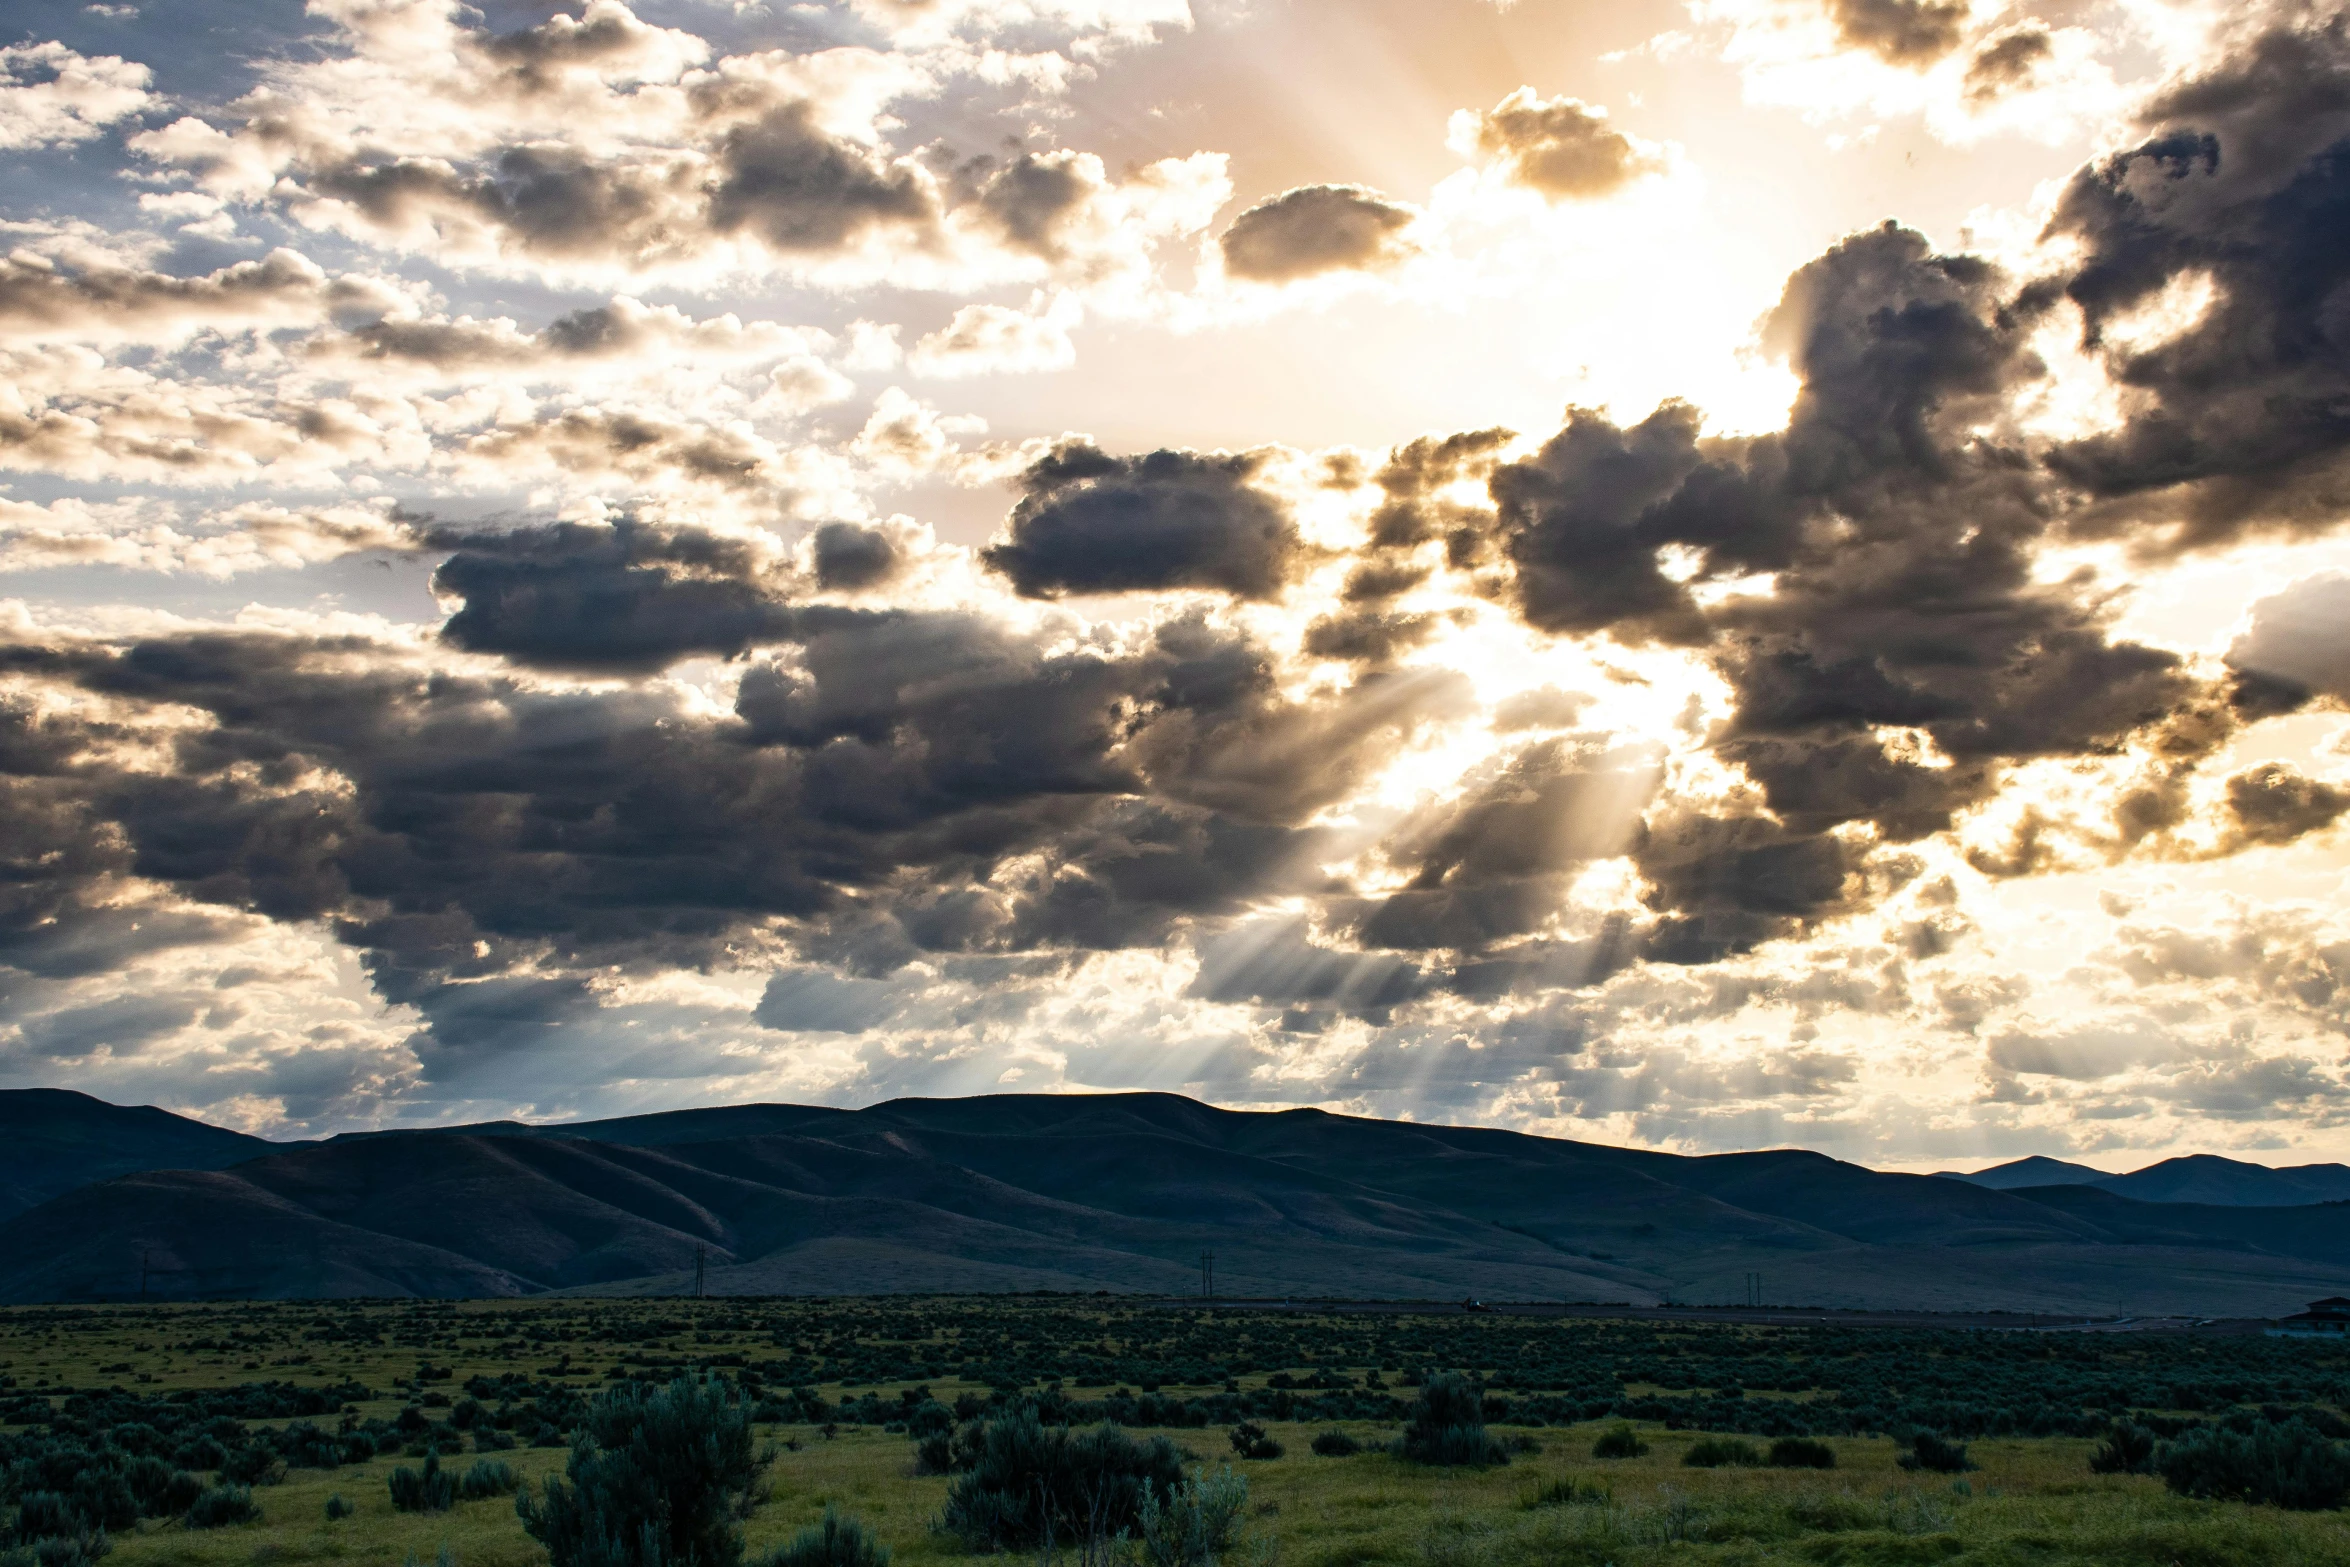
5,1299,2349,1567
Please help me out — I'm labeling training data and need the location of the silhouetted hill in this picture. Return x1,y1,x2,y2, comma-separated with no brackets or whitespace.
0,1088,287,1220
2088,1154,2350,1207
1939,1156,2110,1190
8,1090,2350,1313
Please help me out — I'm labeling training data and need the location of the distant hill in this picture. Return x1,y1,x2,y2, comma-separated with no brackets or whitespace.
2089,1154,2350,1207
6,1091,2350,1314
0,1088,287,1221
1938,1156,2110,1190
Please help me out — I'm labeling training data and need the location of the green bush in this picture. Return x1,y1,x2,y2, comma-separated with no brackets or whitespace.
1522,1477,1608,1509
184,1485,259,1529
936,1407,1186,1552
759,1507,890,1567
1768,1437,1836,1469
517,1377,769,1567
1682,1437,1761,1468
1133,1467,1248,1567
1227,1423,1282,1460
12,1496,77,1544
457,1460,519,1501
1309,1430,1359,1457
2088,1420,2156,1476
1898,1433,1974,1474
1395,1373,1505,1467
324,1494,354,1521
2155,1419,2350,1510
0,1529,108,1567
389,1453,454,1513
1592,1425,1647,1460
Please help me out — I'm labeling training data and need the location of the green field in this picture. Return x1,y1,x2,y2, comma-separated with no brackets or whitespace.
6,1299,2350,1567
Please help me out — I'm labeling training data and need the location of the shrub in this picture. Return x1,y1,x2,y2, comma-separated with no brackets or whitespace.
324,1494,354,1521
1227,1423,1282,1461
1682,1437,1761,1468
1523,1477,1608,1509
2089,1421,2156,1476
759,1507,890,1567
457,1460,519,1501
472,1427,518,1452
1899,1433,1975,1474
1395,1373,1505,1467
10,1496,78,1545
1768,1437,1836,1470
2155,1419,2350,1510
219,1446,282,1487
518,1377,769,1567
184,1485,259,1529
1,1523,108,1567
389,1453,454,1513
911,1431,952,1476
1133,1467,1248,1567
65,1478,130,1537
1309,1430,1360,1457
120,1458,202,1519
936,1407,1186,1552
1592,1425,1647,1460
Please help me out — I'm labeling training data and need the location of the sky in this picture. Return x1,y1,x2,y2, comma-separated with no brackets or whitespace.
3,0,2350,1171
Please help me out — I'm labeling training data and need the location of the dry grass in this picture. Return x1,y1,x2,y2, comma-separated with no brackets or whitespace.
91,1422,2350,1567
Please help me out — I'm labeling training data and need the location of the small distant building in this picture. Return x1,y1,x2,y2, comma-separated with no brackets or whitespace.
2268,1297,2350,1337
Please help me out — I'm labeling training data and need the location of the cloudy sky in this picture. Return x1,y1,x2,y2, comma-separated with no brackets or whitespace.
4,0,2350,1169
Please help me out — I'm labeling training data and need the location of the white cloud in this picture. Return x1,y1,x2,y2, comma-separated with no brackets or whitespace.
0,41,155,151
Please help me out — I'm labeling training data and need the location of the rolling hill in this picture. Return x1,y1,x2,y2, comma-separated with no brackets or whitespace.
5,1090,2350,1314
1944,1152,2350,1207
0,1088,288,1221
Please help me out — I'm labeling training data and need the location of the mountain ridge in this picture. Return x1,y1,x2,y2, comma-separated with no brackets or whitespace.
5,1089,2350,1314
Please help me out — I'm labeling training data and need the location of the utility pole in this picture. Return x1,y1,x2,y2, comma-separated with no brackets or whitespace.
694,1244,706,1300
138,1251,150,1303
1199,1248,1215,1301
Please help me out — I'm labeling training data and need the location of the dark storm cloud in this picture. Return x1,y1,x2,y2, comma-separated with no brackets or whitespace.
1461,91,1662,200
1488,401,1716,643
2227,572,2350,706
1826,0,1970,66
1342,740,1660,953
1963,26,2054,102
984,442,1306,599
753,966,904,1032
0,560,1468,1052
427,518,798,670
966,151,1093,259
0,248,366,342
2034,11,2350,546
1300,609,1439,664
1217,185,1418,282
306,147,699,266
809,521,905,592
10,994,198,1060
1461,221,2231,958
706,100,937,253
1188,917,1427,1013
2223,763,2350,848
475,1,688,89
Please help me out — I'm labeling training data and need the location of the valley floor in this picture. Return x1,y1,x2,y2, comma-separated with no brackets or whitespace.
7,1297,2350,1567
88,1424,2350,1567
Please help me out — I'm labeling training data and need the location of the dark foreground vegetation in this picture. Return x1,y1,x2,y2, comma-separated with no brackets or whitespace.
6,1296,2350,1566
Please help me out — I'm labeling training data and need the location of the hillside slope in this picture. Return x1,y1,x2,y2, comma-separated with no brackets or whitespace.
6,1091,2350,1313
0,1088,287,1220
